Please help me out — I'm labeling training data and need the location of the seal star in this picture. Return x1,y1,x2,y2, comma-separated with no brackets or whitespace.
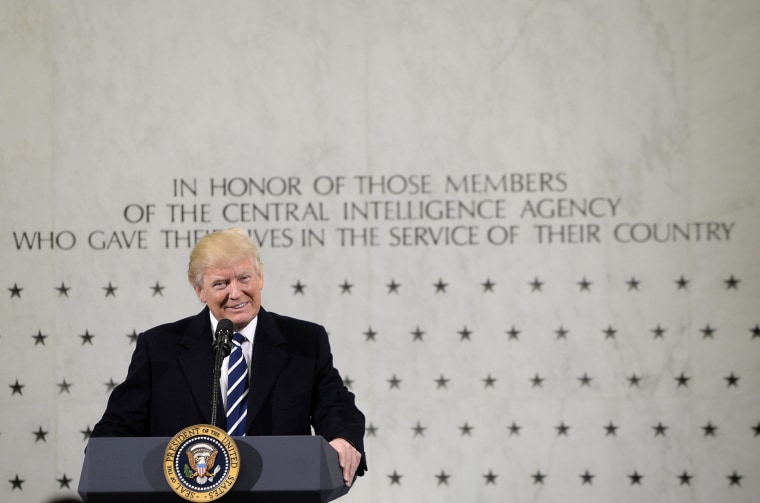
339,280,353,294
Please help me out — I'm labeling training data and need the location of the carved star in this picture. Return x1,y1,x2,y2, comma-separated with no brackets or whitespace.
343,375,354,389
701,324,716,339
103,282,117,297
555,326,569,340
411,421,426,437
627,374,642,387
104,378,119,392
80,330,95,345
363,327,377,341
481,278,495,292
482,374,497,388
506,326,520,341
555,422,571,436
724,275,740,290
57,379,72,394
530,373,545,388
433,278,448,293
578,373,593,387
434,374,450,389
291,280,306,295
9,379,24,395
459,422,474,436
33,426,48,442
603,325,617,340
675,275,689,290
727,471,742,486
458,326,472,341
507,422,522,436
677,471,693,485
150,281,165,296
339,280,353,294
675,372,690,387
753,421,760,437
580,470,595,485
529,277,544,292
577,276,592,291
628,471,644,485
702,421,718,437
531,470,546,485
8,283,22,298
80,426,92,440
411,326,425,341
724,372,740,387
604,421,619,436
387,374,402,389
57,474,73,489
387,470,402,485
32,330,48,346
9,474,23,490
653,422,668,436
435,470,451,485
55,282,71,297
126,330,139,344
750,324,760,339
626,277,640,290
366,423,378,437
483,470,498,485
386,279,400,294
652,325,667,339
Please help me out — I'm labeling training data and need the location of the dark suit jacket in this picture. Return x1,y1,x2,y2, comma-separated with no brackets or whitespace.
91,306,367,474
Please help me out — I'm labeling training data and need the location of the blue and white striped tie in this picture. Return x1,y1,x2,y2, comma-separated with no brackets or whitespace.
226,332,249,436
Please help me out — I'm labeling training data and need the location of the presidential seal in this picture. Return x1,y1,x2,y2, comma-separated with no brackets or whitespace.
163,424,240,501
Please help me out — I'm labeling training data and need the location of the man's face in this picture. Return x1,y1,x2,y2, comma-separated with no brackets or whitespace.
194,257,264,331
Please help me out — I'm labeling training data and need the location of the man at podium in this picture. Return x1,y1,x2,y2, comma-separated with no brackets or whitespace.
91,227,367,487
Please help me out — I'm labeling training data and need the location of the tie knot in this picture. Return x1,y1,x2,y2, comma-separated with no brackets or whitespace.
233,332,246,345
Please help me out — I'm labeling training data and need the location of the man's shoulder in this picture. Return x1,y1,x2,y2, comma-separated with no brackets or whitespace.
140,309,207,341
263,308,322,333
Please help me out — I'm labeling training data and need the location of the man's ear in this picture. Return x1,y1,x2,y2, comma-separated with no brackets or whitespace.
194,284,206,303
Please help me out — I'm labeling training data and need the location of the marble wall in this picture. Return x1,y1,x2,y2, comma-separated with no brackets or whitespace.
1,1,758,502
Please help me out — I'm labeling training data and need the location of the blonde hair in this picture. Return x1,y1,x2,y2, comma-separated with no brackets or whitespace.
187,228,263,287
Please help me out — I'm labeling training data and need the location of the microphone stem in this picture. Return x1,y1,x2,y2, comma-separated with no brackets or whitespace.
211,336,228,428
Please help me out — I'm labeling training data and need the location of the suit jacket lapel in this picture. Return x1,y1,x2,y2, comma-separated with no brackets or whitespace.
247,308,287,429
177,308,217,425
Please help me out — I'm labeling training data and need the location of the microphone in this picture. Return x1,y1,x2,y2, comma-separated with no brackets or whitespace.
213,318,234,356
211,319,234,428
